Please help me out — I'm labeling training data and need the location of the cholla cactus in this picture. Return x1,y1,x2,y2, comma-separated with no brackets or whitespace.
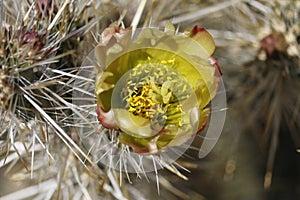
0,68,11,108
245,2,300,189
224,0,300,191
8,0,300,199
0,0,130,199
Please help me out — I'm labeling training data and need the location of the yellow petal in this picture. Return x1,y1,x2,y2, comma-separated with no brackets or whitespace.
114,109,159,138
198,108,210,131
164,21,176,33
189,26,216,56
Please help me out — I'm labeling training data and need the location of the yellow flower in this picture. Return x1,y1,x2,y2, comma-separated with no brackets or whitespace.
95,23,220,154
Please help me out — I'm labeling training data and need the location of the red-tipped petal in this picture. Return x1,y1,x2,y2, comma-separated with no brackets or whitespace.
96,105,119,130
190,25,216,56
197,117,209,134
209,56,222,76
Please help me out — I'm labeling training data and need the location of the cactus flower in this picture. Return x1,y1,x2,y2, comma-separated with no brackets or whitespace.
94,23,220,154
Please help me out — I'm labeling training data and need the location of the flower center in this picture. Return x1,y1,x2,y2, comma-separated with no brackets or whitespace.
111,56,200,139
128,83,156,118
121,63,191,129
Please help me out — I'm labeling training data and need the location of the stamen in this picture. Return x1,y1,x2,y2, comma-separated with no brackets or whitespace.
121,62,193,130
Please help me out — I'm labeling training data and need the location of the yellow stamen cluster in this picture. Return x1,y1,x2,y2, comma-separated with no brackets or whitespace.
121,62,192,129
128,83,157,118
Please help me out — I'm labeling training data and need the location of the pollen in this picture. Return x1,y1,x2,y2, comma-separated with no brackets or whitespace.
128,84,156,118
121,62,192,129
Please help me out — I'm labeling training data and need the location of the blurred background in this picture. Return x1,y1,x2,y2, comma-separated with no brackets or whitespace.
0,0,299,199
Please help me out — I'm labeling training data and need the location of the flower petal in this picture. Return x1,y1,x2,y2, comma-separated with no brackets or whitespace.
96,104,119,129
189,25,216,56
